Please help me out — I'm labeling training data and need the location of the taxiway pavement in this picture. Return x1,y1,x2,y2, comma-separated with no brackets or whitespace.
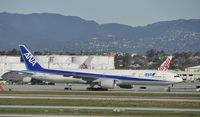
2,81,200,93
0,95,199,102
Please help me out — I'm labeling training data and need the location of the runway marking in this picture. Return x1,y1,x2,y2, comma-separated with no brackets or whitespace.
0,105,200,113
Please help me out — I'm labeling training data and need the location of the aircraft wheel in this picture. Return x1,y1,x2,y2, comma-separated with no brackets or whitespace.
165,87,171,92
64,87,72,90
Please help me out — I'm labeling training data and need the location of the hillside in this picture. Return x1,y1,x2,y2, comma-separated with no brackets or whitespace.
0,12,200,53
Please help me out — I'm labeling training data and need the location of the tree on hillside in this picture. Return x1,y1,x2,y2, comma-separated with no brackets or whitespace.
0,51,5,55
6,49,20,56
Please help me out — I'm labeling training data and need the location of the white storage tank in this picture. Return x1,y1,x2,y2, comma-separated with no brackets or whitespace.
35,55,72,65
0,56,20,63
4,63,26,71
70,55,115,70
51,55,72,64
91,56,115,70
35,55,73,69
72,56,88,65
35,56,49,63
51,63,79,70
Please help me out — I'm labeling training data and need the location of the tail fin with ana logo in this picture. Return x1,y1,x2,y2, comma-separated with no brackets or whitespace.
19,45,44,71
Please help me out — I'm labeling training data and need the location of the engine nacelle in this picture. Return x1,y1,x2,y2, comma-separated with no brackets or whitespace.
118,84,134,89
99,79,115,89
22,77,32,83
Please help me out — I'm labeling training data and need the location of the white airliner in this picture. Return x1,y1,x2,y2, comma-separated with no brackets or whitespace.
18,45,182,90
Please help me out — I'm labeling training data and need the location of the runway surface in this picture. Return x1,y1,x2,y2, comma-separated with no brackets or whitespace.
0,105,200,113
2,81,200,93
0,95,199,102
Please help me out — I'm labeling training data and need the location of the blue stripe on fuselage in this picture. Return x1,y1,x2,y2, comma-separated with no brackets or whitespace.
31,68,167,82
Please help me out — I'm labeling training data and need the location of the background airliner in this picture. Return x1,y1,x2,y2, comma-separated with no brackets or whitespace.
18,45,182,90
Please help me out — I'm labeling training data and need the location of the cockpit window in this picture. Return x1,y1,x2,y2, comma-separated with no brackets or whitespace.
174,75,180,78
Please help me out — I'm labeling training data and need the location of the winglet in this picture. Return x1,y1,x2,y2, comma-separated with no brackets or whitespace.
19,45,44,71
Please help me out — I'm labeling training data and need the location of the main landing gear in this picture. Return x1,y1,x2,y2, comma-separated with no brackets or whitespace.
64,83,72,90
86,87,108,91
86,83,108,91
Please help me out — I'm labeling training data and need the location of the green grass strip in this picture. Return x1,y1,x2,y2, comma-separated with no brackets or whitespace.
0,108,200,117
0,98,200,109
1,91,200,98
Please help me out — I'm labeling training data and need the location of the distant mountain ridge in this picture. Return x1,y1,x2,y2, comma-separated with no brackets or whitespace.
0,12,200,53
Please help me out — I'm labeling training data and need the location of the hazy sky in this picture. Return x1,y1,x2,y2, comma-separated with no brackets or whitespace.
0,0,200,26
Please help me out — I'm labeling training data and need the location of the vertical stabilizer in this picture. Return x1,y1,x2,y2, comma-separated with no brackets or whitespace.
19,45,43,71
158,56,173,71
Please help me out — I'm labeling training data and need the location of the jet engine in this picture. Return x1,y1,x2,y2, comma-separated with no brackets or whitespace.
118,84,134,89
22,77,32,83
99,79,116,89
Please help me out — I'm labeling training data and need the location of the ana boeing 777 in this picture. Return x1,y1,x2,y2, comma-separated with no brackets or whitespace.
17,45,182,90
